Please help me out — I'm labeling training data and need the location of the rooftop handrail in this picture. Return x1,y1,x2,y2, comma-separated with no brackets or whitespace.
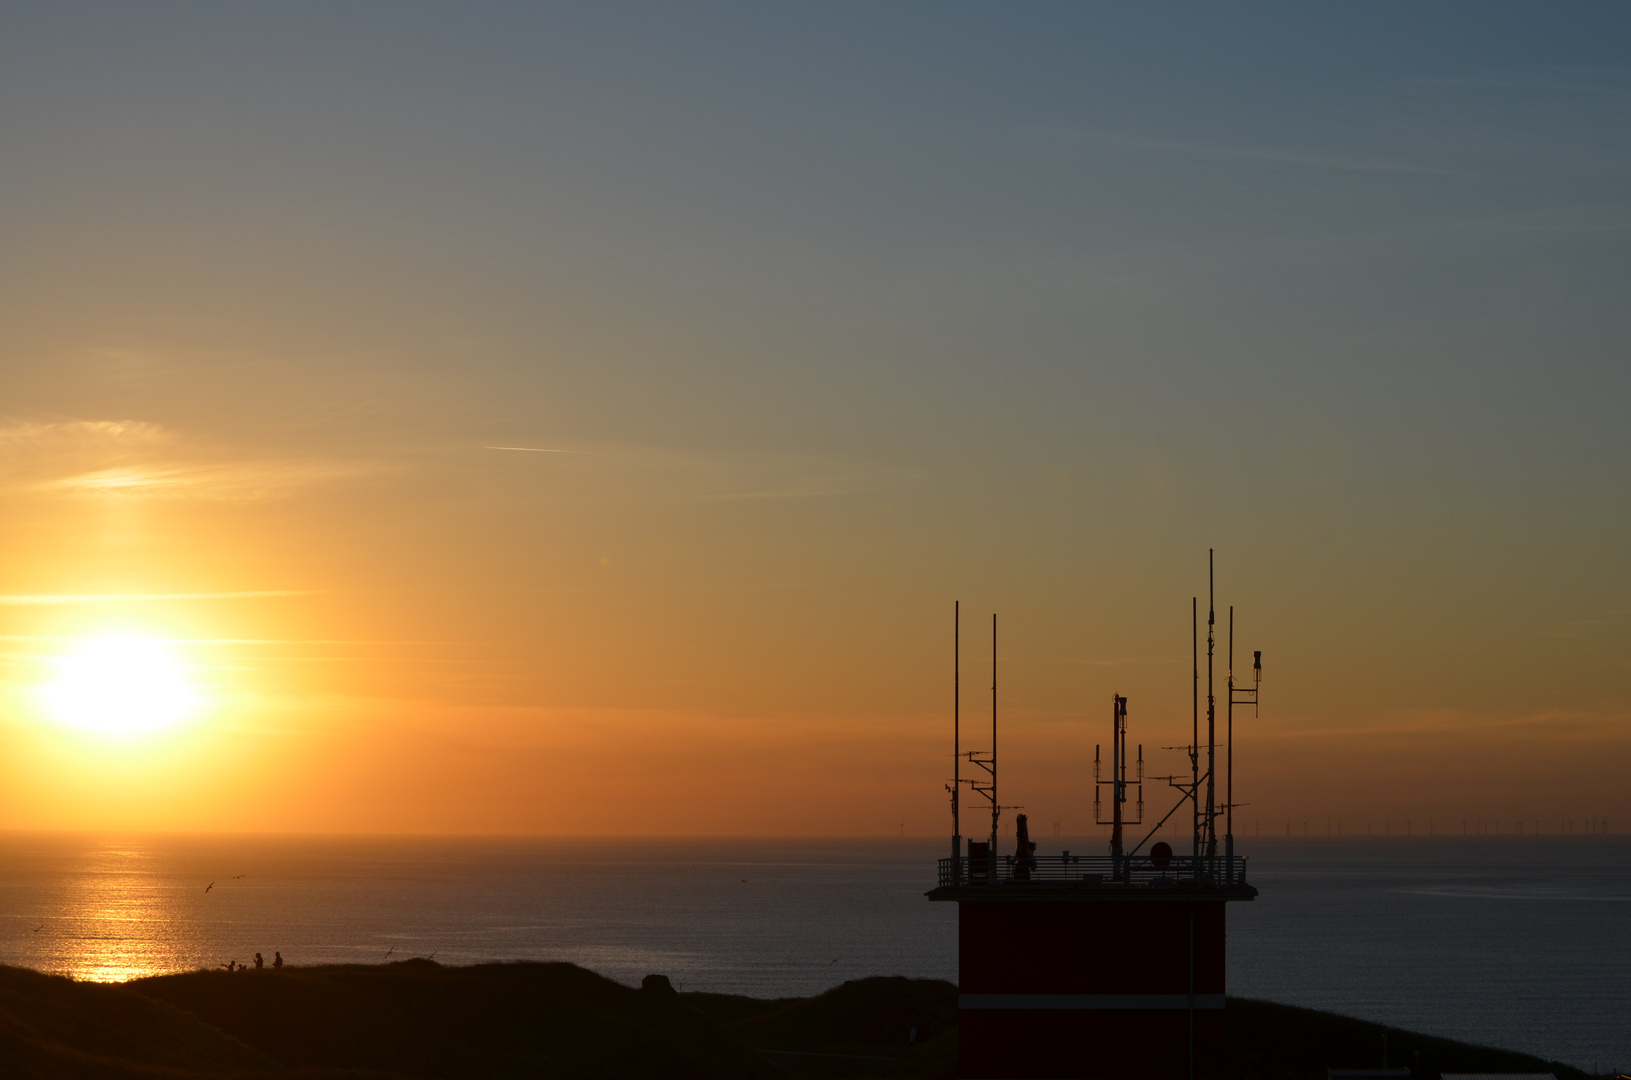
934,852,1249,890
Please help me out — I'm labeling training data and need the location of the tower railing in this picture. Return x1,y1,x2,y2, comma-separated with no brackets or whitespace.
936,853,1248,890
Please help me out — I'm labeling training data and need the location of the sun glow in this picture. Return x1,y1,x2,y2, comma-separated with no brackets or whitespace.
43,635,200,736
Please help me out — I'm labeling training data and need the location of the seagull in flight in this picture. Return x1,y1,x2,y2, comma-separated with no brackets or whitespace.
385,947,394,959
33,924,43,933
205,882,214,893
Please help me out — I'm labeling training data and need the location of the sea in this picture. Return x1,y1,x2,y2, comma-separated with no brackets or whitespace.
0,834,1624,1073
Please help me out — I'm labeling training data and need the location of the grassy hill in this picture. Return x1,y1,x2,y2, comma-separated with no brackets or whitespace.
0,961,1597,1079
685,975,955,1078
1228,997,1589,1080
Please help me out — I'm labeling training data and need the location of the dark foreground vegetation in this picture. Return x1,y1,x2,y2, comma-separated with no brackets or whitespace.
0,960,1592,1079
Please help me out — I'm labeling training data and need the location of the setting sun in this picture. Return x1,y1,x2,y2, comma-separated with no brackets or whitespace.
42,635,200,737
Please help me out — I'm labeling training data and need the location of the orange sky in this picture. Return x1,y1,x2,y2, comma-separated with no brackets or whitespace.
1,7,1627,836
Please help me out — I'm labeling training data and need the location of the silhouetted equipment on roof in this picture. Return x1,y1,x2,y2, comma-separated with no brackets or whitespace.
1013,814,1037,881
930,552,1262,1080
1096,692,1143,873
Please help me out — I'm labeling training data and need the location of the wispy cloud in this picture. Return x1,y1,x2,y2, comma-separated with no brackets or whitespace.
671,450,918,503
1068,656,1184,667
36,460,380,501
694,471,891,502
1540,608,1631,645
1256,707,1631,741
486,440,918,503
1443,204,1631,239
0,635,374,644
0,591,312,606
1035,124,1450,176
0,419,172,447
485,445,592,454
0,418,383,502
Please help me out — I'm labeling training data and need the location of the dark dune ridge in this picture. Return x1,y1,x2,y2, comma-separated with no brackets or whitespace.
0,960,1591,1079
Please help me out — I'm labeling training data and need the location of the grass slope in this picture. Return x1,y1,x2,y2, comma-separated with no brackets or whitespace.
0,962,1600,1080
688,977,957,1079
1228,997,1589,1080
132,959,778,1080
0,963,282,1079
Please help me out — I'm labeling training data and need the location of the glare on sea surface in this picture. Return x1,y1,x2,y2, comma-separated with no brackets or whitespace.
18,842,188,983
42,635,200,737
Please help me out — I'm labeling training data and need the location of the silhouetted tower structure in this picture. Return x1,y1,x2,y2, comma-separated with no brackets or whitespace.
931,554,1260,1080
949,613,1010,885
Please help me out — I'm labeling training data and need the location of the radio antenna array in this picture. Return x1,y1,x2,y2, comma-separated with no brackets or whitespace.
1109,551,1262,882
945,553,1259,886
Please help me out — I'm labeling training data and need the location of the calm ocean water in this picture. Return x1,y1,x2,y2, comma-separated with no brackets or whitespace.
0,834,1624,1072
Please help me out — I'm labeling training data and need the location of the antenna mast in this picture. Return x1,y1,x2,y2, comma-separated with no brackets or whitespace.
1192,596,1199,859
952,602,960,867
1136,555,1260,876
1095,693,1144,879
991,614,999,849
1206,549,1217,862
1226,605,1262,884
956,612,1000,871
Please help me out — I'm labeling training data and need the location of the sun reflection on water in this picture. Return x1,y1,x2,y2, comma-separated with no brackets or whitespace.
28,845,195,983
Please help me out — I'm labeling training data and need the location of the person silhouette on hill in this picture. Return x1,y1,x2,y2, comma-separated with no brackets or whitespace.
254,952,263,970
272,952,283,969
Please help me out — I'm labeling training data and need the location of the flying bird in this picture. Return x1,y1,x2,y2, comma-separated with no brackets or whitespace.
205,882,214,893
232,874,245,879
385,947,394,959
33,924,43,933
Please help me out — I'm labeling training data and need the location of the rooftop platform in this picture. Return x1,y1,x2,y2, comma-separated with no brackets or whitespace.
927,853,1258,902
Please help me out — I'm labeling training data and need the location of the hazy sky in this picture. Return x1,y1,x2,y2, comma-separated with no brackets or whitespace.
1,3,1627,836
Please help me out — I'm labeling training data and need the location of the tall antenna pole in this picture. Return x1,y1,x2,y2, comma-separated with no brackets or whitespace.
1192,595,1199,860
953,601,960,871
991,613,999,850
1206,549,1217,861
1111,694,1127,871
1111,694,1121,862
1226,604,1235,879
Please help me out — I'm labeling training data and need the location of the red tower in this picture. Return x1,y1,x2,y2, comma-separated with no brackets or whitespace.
934,555,1260,1080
